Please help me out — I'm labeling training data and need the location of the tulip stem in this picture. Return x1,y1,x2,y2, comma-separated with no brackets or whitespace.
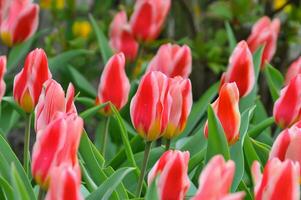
23,113,32,175
101,116,110,158
37,187,45,200
165,139,171,150
136,141,152,197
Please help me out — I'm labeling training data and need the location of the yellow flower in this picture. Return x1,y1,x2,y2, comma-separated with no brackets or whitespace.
273,0,292,13
40,0,65,10
72,21,92,39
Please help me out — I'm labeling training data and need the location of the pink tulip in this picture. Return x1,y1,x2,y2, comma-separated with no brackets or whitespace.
45,163,83,200
130,71,171,141
148,150,190,200
130,0,171,41
204,83,241,145
220,41,255,97
252,158,300,200
35,79,77,132
285,56,301,85
247,16,280,69
0,0,39,46
109,11,139,61
0,56,6,101
147,43,192,78
273,75,301,128
32,113,83,188
163,76,192,139
192,155,245,200
96,53,130,115
13,48,52,113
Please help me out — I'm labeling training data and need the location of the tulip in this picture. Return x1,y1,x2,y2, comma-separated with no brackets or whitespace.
130,71,171,141
96,53,130,115
45,163,83,200
130,0,171,41
252,158,300,200
0,0,39,46
32,113,83,188
148,150,190,200
192,155,245,200
204,83,241,145
109,11,139,61
247,16,280,69
163,77,192,139
220,41,255,97
35,79,77,132
285,56,301,85
147,43,192,78
273,75,301,128
14,48,52,113
0,56,6,102
270,126,301,174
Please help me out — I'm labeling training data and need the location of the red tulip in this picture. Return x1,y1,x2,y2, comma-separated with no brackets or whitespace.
0,56,6,101
147,43,192,78
273,75,301,128
285,56,301,85
109,11,139,61
163,77,192,139
220,40,255,97
45,163,83,200
35,79,77,132
13,48,52,113
270,126,301,174
0,0,39,46
252,158,300,200
148,150,190,200
247,16,280,69
130,0,171,41
130,71,171,141
96,53,130,115
204,83,241,145
32,113,83,188
192,155,245,200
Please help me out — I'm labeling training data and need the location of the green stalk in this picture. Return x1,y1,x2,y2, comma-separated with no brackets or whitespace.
37,187,45,200
165,139,171,151
101,116,110,158
136,141,152,197
23,113,32,175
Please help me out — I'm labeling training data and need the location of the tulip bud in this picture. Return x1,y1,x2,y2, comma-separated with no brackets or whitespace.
130,0,171,41
252,158,300,200
192,155,245,200
163,77,192,139
14,48,52,113
0,56,7,102
273,75,301,128
35,79,77,132
220,41,255,97
285,57,301,85
0,0,39,46
204,83,241,145
130,71,171,141
147,43,192,78
109,11,139,61
148,150,190,200
96,53,130,115
32,113,83,188
45,163,83,200
247,16,280,69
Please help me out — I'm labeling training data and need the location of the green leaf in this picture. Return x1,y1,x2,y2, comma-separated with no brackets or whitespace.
205,105,230,162
225,21,237,52
10,164,31,200
80,102,108,119
145,177,159,200
264,63,284,102
2,96,26,117
67,65,97,97
248,117,274,138
253,46,264,81
49,49,92,72
89,14,113,63
251,138,271,165
76,97,95,107
0,176,14,200
86,167,134,200
0,134,35,199
180,82,218,138
230,106,255,191
238,180,254,200
188,148,206,173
